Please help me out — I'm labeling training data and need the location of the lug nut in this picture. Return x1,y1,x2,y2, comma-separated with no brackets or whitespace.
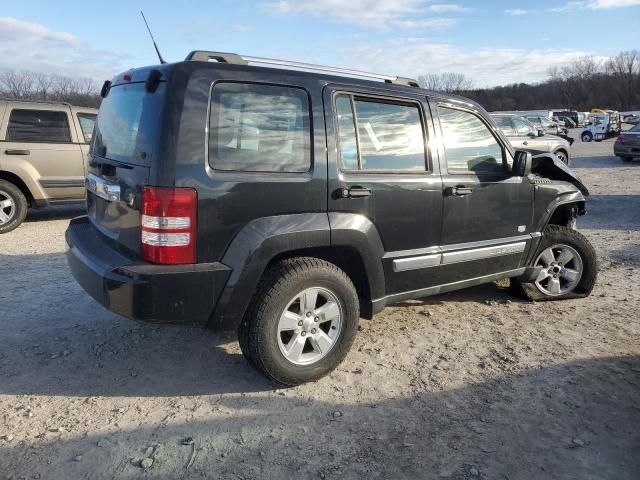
314,317,319,322
298,320,303,326
301,331,307,336
311,328,317,334
306,312,312,317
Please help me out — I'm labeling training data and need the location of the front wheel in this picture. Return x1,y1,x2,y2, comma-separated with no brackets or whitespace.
553,149,570,166
581,132,593,142
511,225,597,301
238,257,360,386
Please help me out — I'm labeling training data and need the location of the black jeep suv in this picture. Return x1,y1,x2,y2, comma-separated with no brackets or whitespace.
66,51,596,386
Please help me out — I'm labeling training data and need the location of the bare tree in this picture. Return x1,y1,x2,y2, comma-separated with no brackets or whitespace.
0,70,36,98
0,70,101,107
418,72,473,93
605,50,640,109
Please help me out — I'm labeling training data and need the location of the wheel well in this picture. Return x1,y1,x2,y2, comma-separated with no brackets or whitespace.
0,171,34,206
268,246,374,319
547,202,585,227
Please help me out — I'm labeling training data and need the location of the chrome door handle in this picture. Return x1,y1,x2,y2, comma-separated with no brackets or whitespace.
339,186,372,198
445,186,473,197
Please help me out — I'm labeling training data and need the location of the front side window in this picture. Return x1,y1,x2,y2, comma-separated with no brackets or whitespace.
6,109,71,143
335,94,426,171
209,83,310,173
437,106,505,175
492,116,513,135
513,117,536,136
77,113,96,144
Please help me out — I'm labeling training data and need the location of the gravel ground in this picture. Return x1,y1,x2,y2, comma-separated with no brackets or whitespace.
1,131,639,479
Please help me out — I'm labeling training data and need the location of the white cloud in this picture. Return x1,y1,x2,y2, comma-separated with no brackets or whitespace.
261,0,468,29
0,17,129,79
504,9,534,15
551,0,640,11
337,38,602,87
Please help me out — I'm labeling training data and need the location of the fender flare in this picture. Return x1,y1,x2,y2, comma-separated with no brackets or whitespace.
208,212,387,331
209,213,331,330
536,191,586,233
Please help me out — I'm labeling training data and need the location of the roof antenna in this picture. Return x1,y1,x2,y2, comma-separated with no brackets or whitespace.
140,11,166,64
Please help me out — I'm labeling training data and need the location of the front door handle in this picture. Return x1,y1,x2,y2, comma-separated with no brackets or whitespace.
445,185,473,197
4,149,30,155
340,186,372,199
522,141,528,146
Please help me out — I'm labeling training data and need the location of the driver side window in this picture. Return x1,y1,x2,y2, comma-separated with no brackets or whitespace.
437,106,505,175
513,118,535,136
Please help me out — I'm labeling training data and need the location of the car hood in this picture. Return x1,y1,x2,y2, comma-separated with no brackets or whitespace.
531,153,589,196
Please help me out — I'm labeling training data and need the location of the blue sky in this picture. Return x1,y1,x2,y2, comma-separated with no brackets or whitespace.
1,0,639,87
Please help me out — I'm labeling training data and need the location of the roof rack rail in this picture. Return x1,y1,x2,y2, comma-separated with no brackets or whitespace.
184,51,420,88
0,97,71,106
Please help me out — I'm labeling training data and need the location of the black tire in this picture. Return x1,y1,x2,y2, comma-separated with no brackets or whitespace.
0,180,28,234
619,156,632,162
238,257,360,386
510,225,597,301
581,132,593,142
553,149,570,166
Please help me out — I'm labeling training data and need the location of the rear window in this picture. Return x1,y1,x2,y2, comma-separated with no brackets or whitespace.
92,82,165,165
6,109,71,143
208,82,311,173
77,113,96,144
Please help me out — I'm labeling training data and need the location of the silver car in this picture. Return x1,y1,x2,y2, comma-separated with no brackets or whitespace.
490,114,572,165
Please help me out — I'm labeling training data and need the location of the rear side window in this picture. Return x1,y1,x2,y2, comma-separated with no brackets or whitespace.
6,109,71,143
335,94,426,172
209,83,311,173
437,106,505,175
77,113,96,144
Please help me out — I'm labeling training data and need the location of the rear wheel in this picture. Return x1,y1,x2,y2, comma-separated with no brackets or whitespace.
0,180,28,234
238,257,360,386
581,132,593,142
511,225,597,301
619,156,633,162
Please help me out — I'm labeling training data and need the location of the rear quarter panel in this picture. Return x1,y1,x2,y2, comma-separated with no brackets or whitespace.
168,64,329,264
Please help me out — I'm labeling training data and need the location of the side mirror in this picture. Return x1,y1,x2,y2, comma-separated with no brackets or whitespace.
537,129,545,137
513,150,532,176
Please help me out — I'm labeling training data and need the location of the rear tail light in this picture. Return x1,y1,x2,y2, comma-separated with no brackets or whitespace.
141,186,197,264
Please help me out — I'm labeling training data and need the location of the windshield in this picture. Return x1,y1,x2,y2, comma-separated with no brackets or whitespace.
92,82,165,165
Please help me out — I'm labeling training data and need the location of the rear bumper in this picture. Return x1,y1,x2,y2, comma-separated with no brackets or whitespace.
65,216,231,326
614,145,640,157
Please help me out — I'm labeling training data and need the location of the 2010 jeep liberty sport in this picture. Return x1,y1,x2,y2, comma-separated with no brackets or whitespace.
66,51,597,386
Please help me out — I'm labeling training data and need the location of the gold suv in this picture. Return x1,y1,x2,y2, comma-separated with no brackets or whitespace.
0,100,97,233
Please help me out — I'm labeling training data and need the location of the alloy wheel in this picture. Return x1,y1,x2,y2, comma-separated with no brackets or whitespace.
0,190,16,225
277,287,343,365
534,244,583,296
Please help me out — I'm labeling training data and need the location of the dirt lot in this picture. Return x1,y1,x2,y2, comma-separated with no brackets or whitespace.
1,132,639,479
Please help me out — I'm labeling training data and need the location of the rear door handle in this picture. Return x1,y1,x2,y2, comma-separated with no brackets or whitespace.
4,149,30,155
445,186,473,197
340,186,372,198
522,141,528,146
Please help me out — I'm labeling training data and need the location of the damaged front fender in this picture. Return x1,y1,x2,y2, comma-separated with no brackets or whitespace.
531,153,589,196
